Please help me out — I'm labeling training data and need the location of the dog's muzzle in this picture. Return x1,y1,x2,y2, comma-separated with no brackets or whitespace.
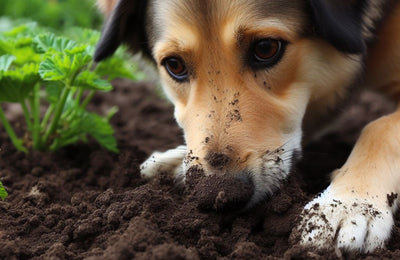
185,165,255,212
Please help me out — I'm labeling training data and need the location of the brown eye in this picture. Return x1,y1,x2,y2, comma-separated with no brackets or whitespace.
250,38,286,68
163,57,188,82
254,39,281,61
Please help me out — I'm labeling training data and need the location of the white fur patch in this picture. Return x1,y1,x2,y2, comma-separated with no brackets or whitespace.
295,186,394,253
247,129,302,207
140,145,186,179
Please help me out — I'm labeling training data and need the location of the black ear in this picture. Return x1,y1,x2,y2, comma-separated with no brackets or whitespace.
94,0,149,62
309,0,366,54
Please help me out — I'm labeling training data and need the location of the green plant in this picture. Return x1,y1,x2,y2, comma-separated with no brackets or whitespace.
0,0,102,31
0,181,7,200
0,24,142,153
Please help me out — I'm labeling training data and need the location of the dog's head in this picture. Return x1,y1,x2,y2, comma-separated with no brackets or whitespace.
95,0,364,209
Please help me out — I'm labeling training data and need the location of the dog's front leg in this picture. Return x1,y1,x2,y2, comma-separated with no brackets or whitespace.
140,145,187,180
292,109,400,253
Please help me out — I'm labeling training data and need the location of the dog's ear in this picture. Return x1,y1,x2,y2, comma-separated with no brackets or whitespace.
309,0,366,54
94,0,149,62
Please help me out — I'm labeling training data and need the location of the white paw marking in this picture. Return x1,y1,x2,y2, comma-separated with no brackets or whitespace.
295,186,394,253
140,145,186,179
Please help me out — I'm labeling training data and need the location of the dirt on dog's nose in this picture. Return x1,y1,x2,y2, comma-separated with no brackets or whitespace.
186,167,254,211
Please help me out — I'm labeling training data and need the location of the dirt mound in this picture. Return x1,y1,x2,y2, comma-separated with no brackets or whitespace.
0,79,399,259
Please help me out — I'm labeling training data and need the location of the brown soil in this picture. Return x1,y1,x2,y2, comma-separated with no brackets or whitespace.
1,79,400,259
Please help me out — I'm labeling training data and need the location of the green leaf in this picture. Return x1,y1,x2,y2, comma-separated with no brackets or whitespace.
0,63,39,102
33,33,79,54
95,56,137,81
39,57,66,81
53,103,118,152
13,47,41,66
0,38,13,55
39,52,91,81
0,54,15,71
0,180,8,200
80,111,119,152
75,71,112,91
2,23,38,39
0,37,40,66
44,81,64,104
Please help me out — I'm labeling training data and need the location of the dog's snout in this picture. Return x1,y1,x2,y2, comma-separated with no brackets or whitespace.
205,152,231,170
193,171,254,212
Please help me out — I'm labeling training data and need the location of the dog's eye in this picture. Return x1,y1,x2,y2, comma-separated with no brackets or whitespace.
163,57,188,82
251,38,286,68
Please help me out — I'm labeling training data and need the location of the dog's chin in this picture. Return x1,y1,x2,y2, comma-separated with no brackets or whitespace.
244,147,302,209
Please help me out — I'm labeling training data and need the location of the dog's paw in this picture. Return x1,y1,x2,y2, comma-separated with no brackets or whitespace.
140,145,186,179
291,186,394,253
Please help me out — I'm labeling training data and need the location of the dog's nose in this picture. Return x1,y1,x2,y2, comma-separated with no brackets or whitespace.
204,152,231,170
192,171,254,211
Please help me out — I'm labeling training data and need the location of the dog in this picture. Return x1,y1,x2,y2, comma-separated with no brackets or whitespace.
94,0,400,253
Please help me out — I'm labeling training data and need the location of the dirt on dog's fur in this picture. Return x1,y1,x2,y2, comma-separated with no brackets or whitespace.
1,79,400,259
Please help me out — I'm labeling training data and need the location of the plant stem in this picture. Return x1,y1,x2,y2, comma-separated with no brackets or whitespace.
75,88,84,107
40,104,54,130
42,87,70,146
0,106,28,153
32,84,41,150
20,100,33,132
42,65,82,148
81,90,95,109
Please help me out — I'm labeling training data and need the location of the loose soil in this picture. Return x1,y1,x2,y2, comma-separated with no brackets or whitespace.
1,79,400,259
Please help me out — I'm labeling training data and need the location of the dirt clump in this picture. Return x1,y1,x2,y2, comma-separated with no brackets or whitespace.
185,166,254,211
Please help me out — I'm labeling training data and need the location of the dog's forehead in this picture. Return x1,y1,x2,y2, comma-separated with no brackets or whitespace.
147,0,306,48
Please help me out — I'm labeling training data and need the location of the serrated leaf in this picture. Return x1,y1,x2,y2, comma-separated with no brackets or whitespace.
39,57,66,81
0,181,8,200
33,33,79,54
2,23,37,38
15,37,33,48
75,71,112,91
81,111,118,152
0,37,40,66
39,52,91,81
0,63,39,102
0,54,15,71
12,47,41,66
64,45,88,56
54,104,118,152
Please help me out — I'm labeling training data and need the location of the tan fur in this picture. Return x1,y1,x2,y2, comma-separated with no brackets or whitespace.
96,0,117,16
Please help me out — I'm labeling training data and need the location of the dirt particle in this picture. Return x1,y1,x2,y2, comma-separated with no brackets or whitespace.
387,192,398,207
227,109,242,122
312,203,320,211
